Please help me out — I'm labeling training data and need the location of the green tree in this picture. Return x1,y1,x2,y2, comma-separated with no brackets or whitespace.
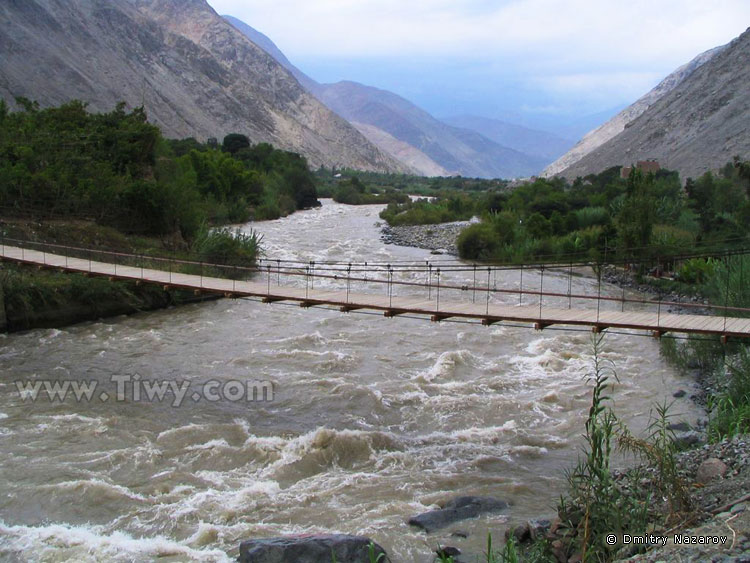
222,133,250,155
615,169,656,260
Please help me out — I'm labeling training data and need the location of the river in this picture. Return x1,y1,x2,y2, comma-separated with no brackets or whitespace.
0,200,701,561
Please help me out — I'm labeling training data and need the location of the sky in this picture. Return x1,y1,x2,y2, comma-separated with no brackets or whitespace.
207,0,750,137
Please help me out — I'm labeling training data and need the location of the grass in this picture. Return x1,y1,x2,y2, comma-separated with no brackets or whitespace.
552,334,690,562
191,224,263,266
707,347,750,441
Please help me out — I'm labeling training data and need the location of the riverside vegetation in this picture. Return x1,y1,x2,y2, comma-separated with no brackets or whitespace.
0,99,320,330
375,161,750,266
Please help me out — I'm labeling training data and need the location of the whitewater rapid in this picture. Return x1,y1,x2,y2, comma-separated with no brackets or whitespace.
0,201,701,561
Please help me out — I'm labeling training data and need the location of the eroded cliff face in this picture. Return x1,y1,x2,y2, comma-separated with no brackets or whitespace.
543,43,728,178
0,0,408,172
555,29,749,181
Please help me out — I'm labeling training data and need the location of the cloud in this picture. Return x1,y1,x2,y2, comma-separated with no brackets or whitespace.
209,0,749,63
207,0,750,120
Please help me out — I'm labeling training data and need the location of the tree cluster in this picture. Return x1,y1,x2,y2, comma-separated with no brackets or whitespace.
0,100,320,241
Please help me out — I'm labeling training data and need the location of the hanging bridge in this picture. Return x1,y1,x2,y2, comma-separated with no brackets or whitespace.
1,237,749,340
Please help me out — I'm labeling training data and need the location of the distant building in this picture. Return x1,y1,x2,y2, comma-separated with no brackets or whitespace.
621,159,660,178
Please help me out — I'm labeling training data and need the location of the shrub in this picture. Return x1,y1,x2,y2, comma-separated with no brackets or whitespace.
675,258,717,284
457,223,498,260
575,206,609,229
191,225,262,268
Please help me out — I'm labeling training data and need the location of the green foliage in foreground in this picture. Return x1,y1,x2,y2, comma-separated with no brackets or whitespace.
555,336,691,562
0,99,319,239
660,254,750,442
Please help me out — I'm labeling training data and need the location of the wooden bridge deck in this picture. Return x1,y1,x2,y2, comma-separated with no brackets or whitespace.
3,244,750,339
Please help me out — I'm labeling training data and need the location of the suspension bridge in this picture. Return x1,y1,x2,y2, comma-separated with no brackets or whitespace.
1,237,749,340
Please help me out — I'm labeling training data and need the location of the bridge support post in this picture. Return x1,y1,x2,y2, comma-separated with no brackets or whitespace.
346,263,351,303
723,257,731,334
596,264,602,323
436,268,441,312
539,265,545,319
568,262,573,309
485,267,491,315
388,264,393,308
427,262,432,299
472,264,477,303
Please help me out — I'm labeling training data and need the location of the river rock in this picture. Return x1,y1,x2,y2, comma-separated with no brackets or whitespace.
238,534,388,563
408,496,509,533
696,457,728,484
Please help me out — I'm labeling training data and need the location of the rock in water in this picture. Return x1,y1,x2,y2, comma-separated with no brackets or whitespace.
238,534,388,563
408,496,509,533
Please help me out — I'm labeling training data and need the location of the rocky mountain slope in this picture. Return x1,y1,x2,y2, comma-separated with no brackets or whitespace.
351,122,449,177
312,80,548,179
545,38,736,179
0,0,407,173
224,16,547,179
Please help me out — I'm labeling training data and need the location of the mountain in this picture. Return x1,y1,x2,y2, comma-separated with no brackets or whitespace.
0,0,407,173
544,43,728,178
351,122,450,177
311,80,548,179
441,115,575,162
221,14,318,93
223,16,545,179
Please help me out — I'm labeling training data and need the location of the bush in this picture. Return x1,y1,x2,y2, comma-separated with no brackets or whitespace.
575,206,609,229
708,348,750,441
457,223,498,260
191,225,263,268
675,258,717,284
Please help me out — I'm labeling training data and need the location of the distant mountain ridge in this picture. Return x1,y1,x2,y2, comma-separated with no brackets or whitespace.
544,42,729,178
0,0,407,173
441,115,574,162
223,15,550,178
554,28,749,181
311,80,548,179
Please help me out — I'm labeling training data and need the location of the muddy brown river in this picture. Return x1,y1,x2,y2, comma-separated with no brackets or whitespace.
0,200,701,561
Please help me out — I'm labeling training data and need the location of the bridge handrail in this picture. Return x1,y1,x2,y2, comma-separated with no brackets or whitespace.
2,235,749,318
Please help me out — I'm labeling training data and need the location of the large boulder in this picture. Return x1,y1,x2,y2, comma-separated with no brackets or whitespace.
408,496,509,533
238,534,388,563
696,458,728,484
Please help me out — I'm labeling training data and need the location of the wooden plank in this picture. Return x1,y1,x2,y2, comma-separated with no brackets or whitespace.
2,244,750,338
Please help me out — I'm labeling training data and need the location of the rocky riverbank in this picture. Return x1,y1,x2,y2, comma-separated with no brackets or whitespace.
501,435,750,563
619,436,750,562
601,265,712,315
380,220,476,255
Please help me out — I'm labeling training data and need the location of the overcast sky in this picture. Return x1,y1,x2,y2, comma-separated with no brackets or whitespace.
206,0,750,135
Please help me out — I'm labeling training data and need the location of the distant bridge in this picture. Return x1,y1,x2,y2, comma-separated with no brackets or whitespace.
1,238,749,341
